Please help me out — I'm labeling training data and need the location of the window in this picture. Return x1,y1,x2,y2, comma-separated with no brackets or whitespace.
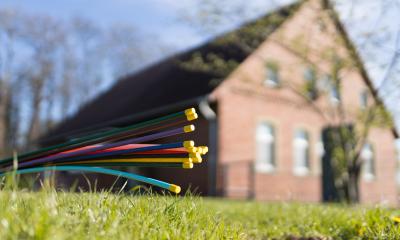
330,80,341,104
316,138,325,158
293,129,310,176
361,143,375,181
315,137,325,175
304,67,318,99
360,89,368,109
264,62,280,87
255,122,276,172
395,139,400,184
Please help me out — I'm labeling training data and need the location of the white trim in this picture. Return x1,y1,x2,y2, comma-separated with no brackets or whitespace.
255,163,276,173
293,166,310,176
361,143,375,181
292,129,311,176
255,122,276,174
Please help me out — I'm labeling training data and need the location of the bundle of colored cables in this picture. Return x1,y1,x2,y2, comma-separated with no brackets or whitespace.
0,108,207,194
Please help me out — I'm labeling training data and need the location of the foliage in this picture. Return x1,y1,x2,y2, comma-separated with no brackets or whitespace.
265,61,279,72
178,3,300,87
0,188,400,239
179,52,239,86
301,67,319,100
357,104,395,128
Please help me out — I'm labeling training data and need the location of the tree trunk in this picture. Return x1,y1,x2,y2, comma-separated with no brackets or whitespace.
347,166,361,203
26,105,41,147
26,89,42,150
0,94,5,156
0,83,10,156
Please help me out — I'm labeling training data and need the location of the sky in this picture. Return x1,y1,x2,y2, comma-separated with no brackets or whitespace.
0,0,399,130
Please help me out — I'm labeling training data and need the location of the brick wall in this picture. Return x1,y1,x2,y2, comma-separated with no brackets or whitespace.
211,0,398,205
359,128,398,205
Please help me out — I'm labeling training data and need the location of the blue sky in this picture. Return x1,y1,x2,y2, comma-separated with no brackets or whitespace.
0,0,204,46
1,0,399,129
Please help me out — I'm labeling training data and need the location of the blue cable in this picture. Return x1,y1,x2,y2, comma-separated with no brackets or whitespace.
0,166,181,193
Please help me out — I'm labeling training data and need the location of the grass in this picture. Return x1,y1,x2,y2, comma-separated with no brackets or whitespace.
0,186,400,240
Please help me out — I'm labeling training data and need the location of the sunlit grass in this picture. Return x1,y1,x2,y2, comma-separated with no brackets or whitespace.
0,178,399,239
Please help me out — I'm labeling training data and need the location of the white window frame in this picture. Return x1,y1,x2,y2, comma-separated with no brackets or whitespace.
314,139,325,175
361,143,375,181
255,122,276,173
293,129,311,176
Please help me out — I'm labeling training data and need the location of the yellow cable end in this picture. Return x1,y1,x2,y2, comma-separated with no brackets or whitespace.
183,141,194,148
186,146,198,153
183,162,194,169
189,153,202,163
185,108,196,116
169,184,181,194
186,113,198,121
197,147,204,155
201,146,209,154
184,125,195,133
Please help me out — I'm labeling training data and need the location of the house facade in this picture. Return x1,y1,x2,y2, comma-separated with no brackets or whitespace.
210,0,399,204
45,0,400,205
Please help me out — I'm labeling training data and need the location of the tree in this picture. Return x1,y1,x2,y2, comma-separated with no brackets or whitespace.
0,9,23,156
0,7,166,155
18,14,64,147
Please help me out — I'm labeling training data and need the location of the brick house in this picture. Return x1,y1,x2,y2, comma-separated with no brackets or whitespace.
45,0,400,204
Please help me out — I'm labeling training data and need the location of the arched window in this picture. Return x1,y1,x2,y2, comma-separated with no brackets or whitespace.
293,129,310,176
361,143,375,181
255,122,276,172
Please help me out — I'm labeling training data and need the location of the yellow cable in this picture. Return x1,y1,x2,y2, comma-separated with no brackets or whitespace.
59,158,193,165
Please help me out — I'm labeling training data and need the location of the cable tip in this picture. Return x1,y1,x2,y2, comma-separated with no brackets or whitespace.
185,108,196,116
184,125,195,133
183,162,194,169
169,184,181,194
189,153,202,163
183,141,195,148
186,113,198,121
200,146,209,154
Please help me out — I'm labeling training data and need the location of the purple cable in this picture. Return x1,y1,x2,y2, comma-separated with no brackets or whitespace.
16,127,185,169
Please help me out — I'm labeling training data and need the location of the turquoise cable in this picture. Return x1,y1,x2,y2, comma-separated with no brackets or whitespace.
0,166,181,193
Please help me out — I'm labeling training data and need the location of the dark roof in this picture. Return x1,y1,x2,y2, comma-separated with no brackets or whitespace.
44,1,301,142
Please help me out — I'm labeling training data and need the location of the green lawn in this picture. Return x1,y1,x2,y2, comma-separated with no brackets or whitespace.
0,189,399,239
